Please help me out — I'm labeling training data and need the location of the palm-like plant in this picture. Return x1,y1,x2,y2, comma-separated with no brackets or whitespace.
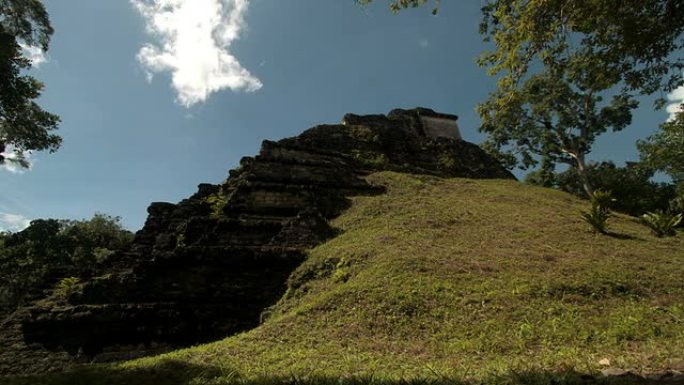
581,190,615,234
641,211,682,237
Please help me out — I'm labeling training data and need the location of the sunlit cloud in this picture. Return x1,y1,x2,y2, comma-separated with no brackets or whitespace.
0,212,31,233
19,44,48,67
1,146,33,174
668,84,684,121
131,0,262,107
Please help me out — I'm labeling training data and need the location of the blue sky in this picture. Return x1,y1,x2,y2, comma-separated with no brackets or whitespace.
0,0,681,232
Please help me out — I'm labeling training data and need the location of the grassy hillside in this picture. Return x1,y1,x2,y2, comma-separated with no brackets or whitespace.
8,172,684,384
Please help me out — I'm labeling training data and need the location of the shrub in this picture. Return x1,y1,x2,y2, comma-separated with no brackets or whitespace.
589,189,615,210
640,211,682,237
672,195,684,213
536,161,676,216
0,214,132,316
54,277,82,301
205,192,228,218
352,150,389,169
581,190,614,234
671,194,684,227
437,153,456,169
93,247,116,264
581,203,610,234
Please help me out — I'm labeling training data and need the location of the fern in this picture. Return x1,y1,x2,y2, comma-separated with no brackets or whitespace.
640,211,682,237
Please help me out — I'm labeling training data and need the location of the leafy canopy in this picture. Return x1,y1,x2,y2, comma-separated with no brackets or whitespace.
477,1,683,194
357,0,684,109
0,0,53,50
360,1,684,195
638,107,684,185
0,0,60,168
0,214,133,316
355,0,440,14
479,0,684,102
477,60,639,186
527,161,677,216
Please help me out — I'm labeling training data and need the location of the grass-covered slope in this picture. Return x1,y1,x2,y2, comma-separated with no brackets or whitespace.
9,172,684,384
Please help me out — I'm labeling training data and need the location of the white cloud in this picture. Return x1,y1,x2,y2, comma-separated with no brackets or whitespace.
131,0,262,107
19,44,48,67
1,146,33,174
0,213,31,233
666,100,683,121
667,76,684,121
419,39,429,48
671,87,684,101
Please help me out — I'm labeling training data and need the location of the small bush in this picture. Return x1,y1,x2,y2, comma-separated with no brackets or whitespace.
581,190,614,234
581,204,610,234
205,193,228,218
545,162,676,216
93,247,116,264
0,214,132,316
54,277,82,301
670,195,684,226
437,153,456,169
352,150,388,169
640,211,682,237
590,190,615,210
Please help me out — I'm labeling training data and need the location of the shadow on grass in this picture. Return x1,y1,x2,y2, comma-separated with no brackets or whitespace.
604,231,640,240
3,360,222,385
3,360,682,385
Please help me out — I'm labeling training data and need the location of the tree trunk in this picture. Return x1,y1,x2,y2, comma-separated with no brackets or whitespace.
574,153,594,197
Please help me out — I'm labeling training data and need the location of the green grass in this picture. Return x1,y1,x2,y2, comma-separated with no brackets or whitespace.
7,172,684,384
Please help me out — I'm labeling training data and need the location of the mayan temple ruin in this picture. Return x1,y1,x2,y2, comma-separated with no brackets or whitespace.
0,108,513,375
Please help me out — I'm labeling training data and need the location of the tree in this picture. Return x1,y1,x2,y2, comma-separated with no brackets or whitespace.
355,0,440,14
478,55,639,196
529,161,676,216
478,1,684,195
478,1,684,102
358,0,684,104
0,214,133,316
357,2,684,96
0,0,53,48
359,1,684,195
0,0,60,169
638,106,684,186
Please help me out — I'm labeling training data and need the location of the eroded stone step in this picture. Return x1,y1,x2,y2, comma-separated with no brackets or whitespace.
20,301,275,358
258,140,356,165
243,159,370,188
180,216,286,246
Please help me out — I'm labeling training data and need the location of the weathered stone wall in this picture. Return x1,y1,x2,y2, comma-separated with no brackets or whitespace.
0,108,514,375
420,116,462,140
